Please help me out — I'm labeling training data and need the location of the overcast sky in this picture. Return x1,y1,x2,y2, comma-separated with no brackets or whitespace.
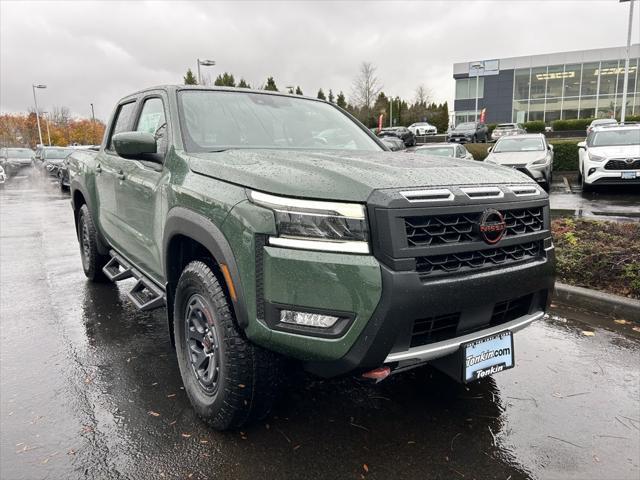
1,0,637,121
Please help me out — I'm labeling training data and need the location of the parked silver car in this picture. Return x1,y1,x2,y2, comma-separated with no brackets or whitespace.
484,134,554,191
410,143,474,160
491,123,526,142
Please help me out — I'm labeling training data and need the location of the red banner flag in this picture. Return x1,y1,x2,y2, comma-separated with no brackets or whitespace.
377,114,383,133
479,108,487,123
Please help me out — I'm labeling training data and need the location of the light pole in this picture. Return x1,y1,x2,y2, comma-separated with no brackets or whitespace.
620,0,636,122
196,59,216,85
90,103,97,144
32,84,46,146
470,62,484,122
42,111,52,146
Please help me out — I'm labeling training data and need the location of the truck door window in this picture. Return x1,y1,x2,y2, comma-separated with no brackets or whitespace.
108,102,136,150
136,98,167,156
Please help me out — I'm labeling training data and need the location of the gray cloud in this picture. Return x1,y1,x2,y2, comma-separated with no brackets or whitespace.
1,0,635,121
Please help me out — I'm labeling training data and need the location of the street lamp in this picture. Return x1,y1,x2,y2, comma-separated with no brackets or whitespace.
620,0,636,122
197,59,216,85
32,84,47,146
42,111,52,146
470,62,484,122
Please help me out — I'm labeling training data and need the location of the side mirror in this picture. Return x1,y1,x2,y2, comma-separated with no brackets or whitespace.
577,141,586,149
547,144,553,151
112,131,157,158
487,147,493,153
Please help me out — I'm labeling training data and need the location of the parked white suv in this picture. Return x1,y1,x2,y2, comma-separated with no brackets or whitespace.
408,122,437,136
578,123,640,191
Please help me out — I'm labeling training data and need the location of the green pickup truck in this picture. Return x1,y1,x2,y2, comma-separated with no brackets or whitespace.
68,86,554,430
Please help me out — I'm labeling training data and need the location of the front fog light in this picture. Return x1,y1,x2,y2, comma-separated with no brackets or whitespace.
280,310,340,328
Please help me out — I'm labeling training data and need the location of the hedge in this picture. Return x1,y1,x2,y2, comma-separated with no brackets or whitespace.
552,118,593,131
523,121,545,132
464,139,579,171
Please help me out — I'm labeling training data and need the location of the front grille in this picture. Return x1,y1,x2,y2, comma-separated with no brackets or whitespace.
415,241,543,277
408,294,534,348
490,294,533,326
410,313,460,347
604,159,640,170
405,207,543,247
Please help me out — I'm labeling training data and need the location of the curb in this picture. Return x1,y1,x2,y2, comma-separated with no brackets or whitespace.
553,282,640,321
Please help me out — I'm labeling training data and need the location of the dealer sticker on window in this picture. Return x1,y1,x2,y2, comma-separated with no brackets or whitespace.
463,331,514,383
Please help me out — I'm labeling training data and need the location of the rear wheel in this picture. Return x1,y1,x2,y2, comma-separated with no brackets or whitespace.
77,204,108,282
174,261,282,430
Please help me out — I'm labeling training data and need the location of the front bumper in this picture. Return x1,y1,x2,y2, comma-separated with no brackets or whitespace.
583,159,639,185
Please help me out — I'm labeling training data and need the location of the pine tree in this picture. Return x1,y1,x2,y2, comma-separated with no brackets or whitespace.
317,88,326,100
336,91,347,109
328,89,335,103
214,72,236,87
237,78,251,89
295,86,303,95
183,68,198,85
264,77,278,91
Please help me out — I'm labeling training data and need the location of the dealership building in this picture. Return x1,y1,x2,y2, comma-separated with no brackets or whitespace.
452,44,640,125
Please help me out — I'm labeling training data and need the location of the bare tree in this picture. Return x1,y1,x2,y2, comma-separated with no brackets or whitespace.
414,85,432,106
351,62,382,122
52,106,71,126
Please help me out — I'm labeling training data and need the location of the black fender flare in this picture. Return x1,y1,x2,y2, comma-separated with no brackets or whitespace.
163,207,249,329
70,182,109,256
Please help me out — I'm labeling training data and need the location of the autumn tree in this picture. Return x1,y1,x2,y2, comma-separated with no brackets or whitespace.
263,77,278,91
184,68,198,85
214,72,236,87
317,88,326,100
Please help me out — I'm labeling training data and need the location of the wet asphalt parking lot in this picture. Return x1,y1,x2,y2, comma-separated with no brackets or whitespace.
1,170,639,480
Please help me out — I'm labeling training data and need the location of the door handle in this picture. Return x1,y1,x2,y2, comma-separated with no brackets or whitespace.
95,164,102,173
117,170,125,180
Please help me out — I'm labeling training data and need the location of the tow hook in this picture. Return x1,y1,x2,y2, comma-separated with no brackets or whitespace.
361,366,391,383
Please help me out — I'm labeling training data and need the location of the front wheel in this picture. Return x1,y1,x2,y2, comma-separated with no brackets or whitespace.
77,205,109,282
174,261,282,431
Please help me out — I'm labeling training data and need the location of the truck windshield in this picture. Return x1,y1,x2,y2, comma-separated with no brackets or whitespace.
494,138,544,152
178,90,382,152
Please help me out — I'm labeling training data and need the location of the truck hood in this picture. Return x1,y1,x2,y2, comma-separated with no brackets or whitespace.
188,149,534,202
485,151,547,166
589,145,640,158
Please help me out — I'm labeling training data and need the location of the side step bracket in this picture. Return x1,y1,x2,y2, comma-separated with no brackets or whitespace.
102,250,166,311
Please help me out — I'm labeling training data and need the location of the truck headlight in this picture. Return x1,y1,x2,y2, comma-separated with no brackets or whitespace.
529,157,549,166
588,152,605,162
248,190,369,254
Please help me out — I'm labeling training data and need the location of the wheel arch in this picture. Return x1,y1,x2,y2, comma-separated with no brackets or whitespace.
163,207,249,343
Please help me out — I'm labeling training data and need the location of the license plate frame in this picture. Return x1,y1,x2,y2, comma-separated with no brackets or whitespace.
621,171,637,179
462,331,515,383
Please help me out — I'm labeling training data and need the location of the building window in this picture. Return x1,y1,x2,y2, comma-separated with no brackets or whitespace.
514,68,531,100
530,67,547,100
581,62,600,96
563,64,582,97
455,77,484,100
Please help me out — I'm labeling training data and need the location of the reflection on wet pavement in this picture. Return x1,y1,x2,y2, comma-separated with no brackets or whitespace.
1,172,639,480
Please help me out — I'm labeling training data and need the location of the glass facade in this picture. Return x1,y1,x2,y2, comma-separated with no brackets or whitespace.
511,57,639,122
455,77,485,100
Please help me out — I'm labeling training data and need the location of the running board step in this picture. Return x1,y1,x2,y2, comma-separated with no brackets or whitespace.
103,250,166,311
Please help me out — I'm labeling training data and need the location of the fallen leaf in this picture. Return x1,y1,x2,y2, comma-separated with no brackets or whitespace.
614,319,630,325
148,411,160,417
181,433,191,438
632,327,640,333
593,455,600,463
166,394,176,398
581,331,595,336
238,384,246,388
363,464,369,473
200,440,208,444
293,444,301,450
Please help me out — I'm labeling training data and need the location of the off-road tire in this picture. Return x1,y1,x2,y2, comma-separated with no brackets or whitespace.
77,204,108,282
174,260,282,431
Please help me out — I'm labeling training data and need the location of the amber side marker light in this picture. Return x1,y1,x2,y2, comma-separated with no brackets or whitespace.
219,263,237,302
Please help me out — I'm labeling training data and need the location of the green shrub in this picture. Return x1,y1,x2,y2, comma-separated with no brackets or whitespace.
552,118,594,131
465,144,490,161
523,121,545,132
487,123,497,136
620,114,640,122
549,140,579,171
